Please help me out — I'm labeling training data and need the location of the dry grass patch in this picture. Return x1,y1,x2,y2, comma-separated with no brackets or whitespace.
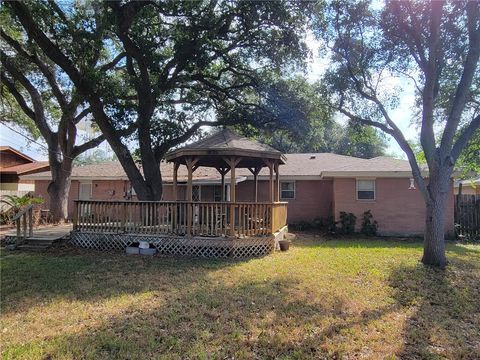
1,235,479,359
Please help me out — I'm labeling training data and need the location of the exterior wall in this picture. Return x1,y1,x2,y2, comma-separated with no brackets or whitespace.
236,180,334,223
332,177,455,237
91,180,127,201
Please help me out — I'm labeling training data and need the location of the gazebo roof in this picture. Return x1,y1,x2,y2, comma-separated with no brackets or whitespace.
166,129,285,168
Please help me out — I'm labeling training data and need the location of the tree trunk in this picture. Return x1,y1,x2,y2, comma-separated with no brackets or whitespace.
422,174,450,268
47,157,73,223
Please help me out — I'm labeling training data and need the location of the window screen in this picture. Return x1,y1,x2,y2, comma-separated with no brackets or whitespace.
357,180,375,200
280,181,295,199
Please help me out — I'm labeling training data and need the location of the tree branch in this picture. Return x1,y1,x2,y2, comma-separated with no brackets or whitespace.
451,113,480,161
99,52,127,72
335,103,431,203
1,29,68,109
440,1,480,153
73,107,91,124
72,134,105,158
0,50,53,143
0,73,36,120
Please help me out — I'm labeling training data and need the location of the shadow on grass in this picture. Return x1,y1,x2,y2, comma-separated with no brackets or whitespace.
0,246,241,315
388,261,480,359
2,239,479,359
2,275,403,359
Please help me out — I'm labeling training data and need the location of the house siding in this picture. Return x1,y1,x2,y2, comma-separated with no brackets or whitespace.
332,177,455,237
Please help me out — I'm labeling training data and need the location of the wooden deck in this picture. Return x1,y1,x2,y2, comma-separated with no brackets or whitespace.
2,224,73,250
71,200,288,258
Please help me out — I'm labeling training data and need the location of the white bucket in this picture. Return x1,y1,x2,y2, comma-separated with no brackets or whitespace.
139,241,150,249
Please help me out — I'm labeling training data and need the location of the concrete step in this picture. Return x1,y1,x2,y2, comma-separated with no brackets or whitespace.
25,238,57,245
17,244,50,251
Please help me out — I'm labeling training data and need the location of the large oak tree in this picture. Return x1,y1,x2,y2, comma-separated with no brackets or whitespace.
1,15,106,221
318,0,480,267
6,0,313,200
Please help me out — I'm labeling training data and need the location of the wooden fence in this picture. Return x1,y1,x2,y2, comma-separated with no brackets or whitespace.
74,200,288,238
455,195,480,240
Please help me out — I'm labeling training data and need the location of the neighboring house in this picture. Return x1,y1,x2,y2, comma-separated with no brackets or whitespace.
22,153,455,237
454,178,480,195
0,146,49,191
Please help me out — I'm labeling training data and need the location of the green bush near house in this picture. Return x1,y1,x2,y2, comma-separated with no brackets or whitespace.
361,210,378,236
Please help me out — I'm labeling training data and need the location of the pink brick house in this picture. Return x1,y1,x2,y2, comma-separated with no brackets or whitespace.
21,153,454,237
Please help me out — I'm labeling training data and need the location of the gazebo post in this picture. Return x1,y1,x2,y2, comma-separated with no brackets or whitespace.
172,161,179,201
264,159,274,202
224,157,241,236
172,161,179,232
249,167,261,202
185,157,199,235
274,161,280,202
216,167,229,202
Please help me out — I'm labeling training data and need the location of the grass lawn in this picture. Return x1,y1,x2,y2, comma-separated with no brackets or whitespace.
1,235,479,360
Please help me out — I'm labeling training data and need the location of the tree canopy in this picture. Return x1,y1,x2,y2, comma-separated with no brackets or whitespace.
234,77,388,158
5,0,315,200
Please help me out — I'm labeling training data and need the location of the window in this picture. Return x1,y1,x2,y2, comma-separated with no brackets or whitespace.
214,185,227,202
192,185,201,201
356,179,375,200
280,181,295,199
79,182,92,200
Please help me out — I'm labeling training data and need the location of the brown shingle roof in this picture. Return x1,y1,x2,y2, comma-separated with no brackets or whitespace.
21,154,423,181
0,146,35,163
0,161,49,174
21,161,224,182
166,129,285,165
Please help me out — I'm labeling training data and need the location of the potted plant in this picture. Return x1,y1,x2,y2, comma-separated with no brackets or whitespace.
278,239,290,251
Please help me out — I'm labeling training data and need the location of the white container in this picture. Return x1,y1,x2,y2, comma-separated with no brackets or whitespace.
139,248,157,256
126,246,139,255
139,241,150,249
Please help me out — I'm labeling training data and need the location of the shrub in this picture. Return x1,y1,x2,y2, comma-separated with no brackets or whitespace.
0,194,44,225
360,210,378,236
338,211,356,234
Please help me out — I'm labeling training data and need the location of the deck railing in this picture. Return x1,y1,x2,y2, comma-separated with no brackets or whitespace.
73,200,288,237
11,204,34,244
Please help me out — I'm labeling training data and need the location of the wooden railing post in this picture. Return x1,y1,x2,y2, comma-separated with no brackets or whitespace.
22,213,27,241
73,201,78,230
28,207,33,237
121,202,127,233
16,218,20,241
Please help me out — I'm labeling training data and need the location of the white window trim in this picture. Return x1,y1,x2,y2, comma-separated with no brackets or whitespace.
356,178,376,201
280,180,296,200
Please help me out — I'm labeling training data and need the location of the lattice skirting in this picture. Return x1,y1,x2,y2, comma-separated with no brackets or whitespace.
3,236,16,245
70,231,275,258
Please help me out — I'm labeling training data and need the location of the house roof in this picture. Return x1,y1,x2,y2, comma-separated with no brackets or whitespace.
0,161,50,175
454,177,480,187
20,161,228,183
166,129,286,167
0,146,35,163
21,153,423,182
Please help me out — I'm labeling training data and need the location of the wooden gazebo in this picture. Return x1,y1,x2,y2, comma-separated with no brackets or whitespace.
71,130,288,258
167,128,286,203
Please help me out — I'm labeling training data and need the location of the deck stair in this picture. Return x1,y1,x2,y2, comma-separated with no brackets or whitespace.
2,213,72,251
